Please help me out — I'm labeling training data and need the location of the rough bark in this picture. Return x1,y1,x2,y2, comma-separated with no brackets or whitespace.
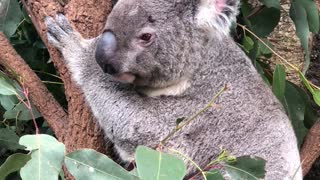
0,0,112,157
301,122,320,176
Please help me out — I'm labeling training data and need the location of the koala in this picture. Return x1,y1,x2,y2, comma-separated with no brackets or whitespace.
45,0,302,179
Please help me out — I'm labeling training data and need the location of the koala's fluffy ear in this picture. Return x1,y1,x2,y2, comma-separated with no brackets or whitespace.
195,0,239,36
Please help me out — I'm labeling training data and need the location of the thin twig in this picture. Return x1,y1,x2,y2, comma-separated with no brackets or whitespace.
237,23,298,71
237,23,320,91
160,84,228,145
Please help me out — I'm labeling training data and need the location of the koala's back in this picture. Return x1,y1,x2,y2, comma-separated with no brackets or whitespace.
94,37,301,179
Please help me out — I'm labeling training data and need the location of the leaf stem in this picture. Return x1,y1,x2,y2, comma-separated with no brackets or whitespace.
168,148,207,180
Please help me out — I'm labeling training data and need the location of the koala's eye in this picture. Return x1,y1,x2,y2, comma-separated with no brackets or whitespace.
137,28,156,47
140,33,153,42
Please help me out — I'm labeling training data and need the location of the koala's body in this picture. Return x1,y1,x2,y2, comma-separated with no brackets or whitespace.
46,0,302,179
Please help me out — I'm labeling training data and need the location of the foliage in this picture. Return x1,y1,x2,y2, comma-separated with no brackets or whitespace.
0,134,266,180
237,0,319,146
65,149,139,180
0,0,319,179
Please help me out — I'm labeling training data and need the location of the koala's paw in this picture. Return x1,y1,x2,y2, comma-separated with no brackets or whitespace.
45,14,81,51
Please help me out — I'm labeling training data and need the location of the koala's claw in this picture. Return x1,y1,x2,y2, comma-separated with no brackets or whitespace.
56,14,73,34
45,14,75,49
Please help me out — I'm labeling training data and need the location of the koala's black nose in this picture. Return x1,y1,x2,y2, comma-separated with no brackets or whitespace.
95,30,119,74
103,64,118,75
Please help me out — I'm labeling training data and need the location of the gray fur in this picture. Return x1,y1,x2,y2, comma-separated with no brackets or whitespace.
45,0,302,179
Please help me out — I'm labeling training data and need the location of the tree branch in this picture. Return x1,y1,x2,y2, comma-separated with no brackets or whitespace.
301,121,320,176
20,0,113,155
0,32,67,139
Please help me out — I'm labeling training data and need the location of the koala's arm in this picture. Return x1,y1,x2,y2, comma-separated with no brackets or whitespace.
45,14,168,148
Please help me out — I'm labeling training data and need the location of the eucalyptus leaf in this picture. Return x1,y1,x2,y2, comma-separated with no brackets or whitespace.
313,90,320,107
19,134,66,180
258,39,273,55
0,78,17,95
130,168,139,177
65,149,139,180
290,0,319,73
272,64,286,103
250,49,271,86
243,36,254,51
249,7,280,37
21,8,32,24
299,72,320,106
135,146,186,180
0,95,18,111
176,117,185,127
0,0,23,38
240,0,253,17
225,156,266,180
258,0,280,9
0,128,24,151
0,153,31,180
4,103,41,121
283,82,308,147
205,170,225,180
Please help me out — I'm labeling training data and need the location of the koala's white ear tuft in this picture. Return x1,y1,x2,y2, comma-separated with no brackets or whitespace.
195,0,239,36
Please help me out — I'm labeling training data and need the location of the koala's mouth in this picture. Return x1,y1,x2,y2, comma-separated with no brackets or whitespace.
112,73,136,84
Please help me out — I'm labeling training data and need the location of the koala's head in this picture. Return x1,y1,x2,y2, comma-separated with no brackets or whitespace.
95,0,238,90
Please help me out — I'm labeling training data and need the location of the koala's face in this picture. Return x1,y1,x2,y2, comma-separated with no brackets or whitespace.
95,0,238,88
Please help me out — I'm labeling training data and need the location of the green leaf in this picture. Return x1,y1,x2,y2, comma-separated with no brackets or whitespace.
258,39,273,55
0,95,18,111
22,8,32,24
0,77,17,95
258,0,280,9
130,168,139,177
19,134,66,180
65,149,139,180
283,82,308,146
313,90,320,106
272,64,286,103
247,38,259,61
4,103,41,121
290,83,318,129
225,156,266,180
243,36,254,52
299,72,320,106
205,170,225,180
135,146,186,180
0,128,24,151
59,170,66,180
34,40,47,49
249,7,281,37
0,153,31,180
240,0,253,17
0,0,23,38
176,117,185,127
290,0,319,73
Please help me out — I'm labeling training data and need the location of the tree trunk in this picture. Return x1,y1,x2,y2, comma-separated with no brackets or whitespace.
0,0,113,175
